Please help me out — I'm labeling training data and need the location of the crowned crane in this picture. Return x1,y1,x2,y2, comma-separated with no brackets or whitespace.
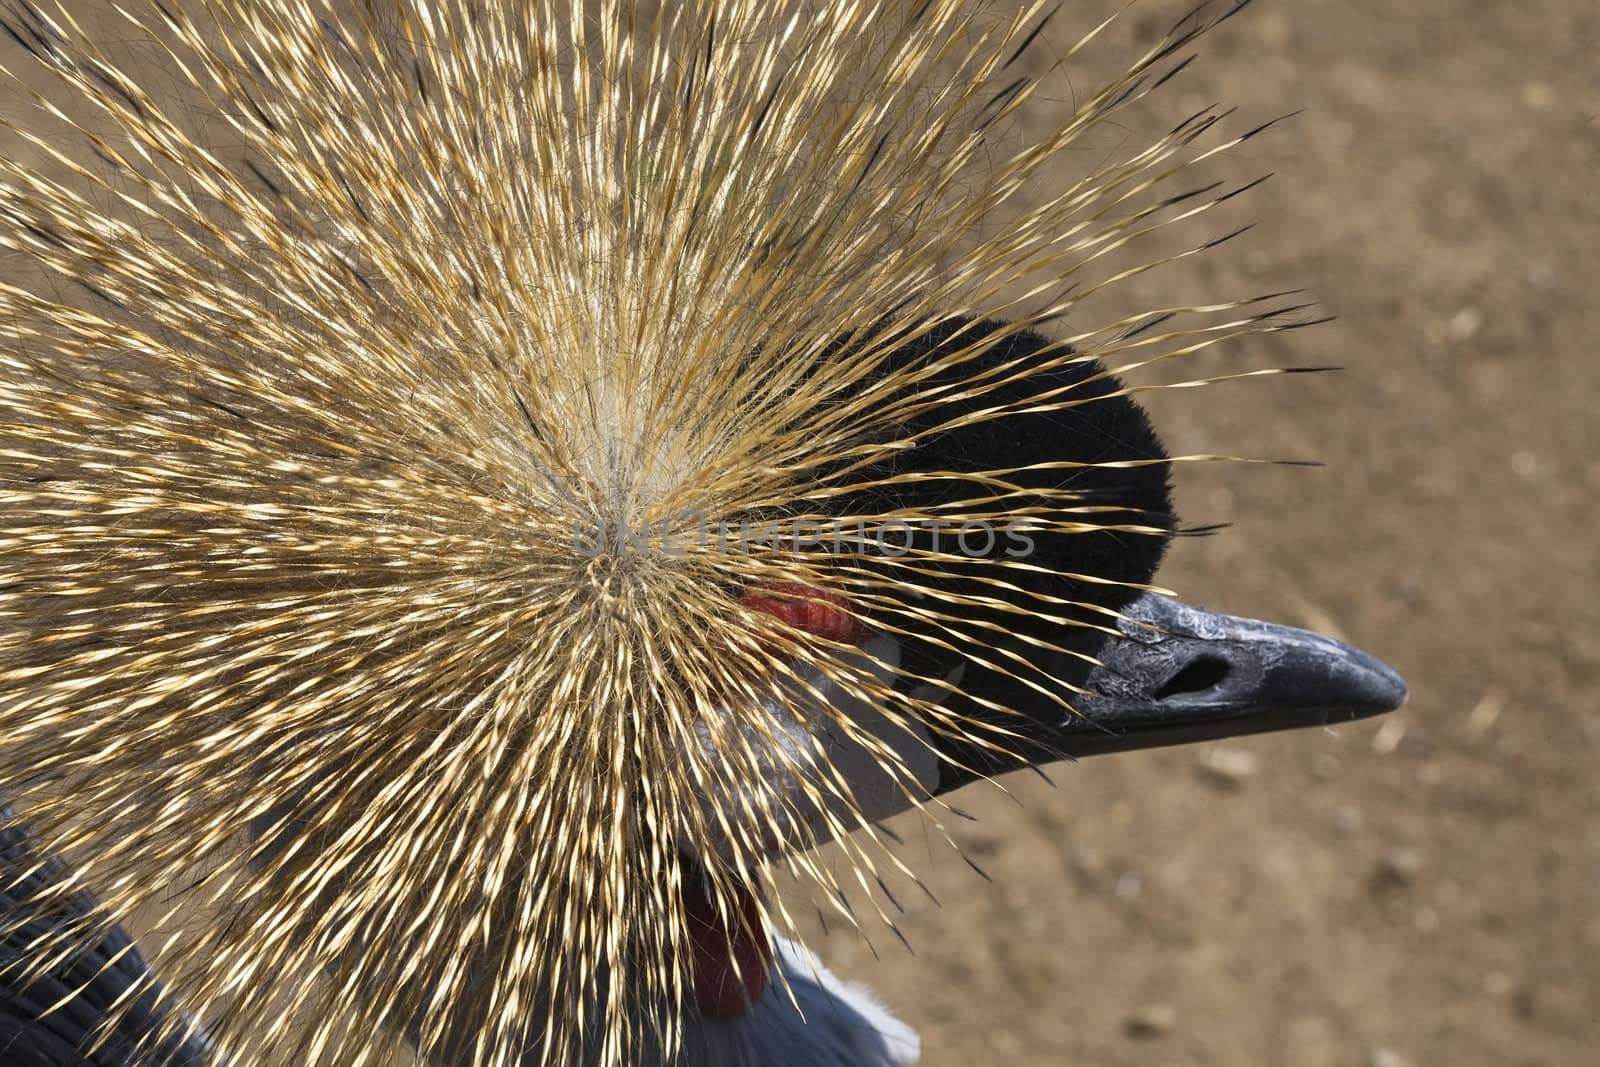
0,319,1404,1066
0,0,1412,1062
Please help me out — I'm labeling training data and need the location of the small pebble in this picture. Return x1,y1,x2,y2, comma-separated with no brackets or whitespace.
1465,689,1505,736
1123,1003,1177,1039
1371,717,1406,755
1308,751,1341,781
1447,306,1483,341
1067,843,1106,882
1196,745,1259,789
1371,847,1424,890
1520,80,1554,109
1333,806,1364,835
1368,1049,1409,1067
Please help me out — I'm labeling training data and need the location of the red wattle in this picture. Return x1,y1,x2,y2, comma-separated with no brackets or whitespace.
740,582,865,645
683,873,772,1018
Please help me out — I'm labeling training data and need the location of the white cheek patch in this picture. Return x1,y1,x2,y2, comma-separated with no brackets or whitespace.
693,634,944,855
802,634,940,831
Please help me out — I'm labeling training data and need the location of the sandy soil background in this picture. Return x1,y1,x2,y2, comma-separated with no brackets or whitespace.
2,2,1594,1066
801,4,1599,1066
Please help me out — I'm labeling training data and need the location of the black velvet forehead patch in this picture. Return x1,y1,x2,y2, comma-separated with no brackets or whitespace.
833,315,1175,616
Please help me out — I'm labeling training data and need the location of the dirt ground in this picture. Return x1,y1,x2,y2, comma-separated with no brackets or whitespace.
3,3,1595,1066
797,4,1599,1066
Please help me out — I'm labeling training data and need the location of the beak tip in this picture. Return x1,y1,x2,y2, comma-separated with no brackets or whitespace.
1333,645,1408,719
1374,662,1409,712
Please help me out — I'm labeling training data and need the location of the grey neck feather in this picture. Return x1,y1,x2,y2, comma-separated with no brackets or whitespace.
662,939,920,1067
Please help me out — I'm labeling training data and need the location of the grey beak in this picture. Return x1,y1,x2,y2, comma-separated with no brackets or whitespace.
1055,592,1407,758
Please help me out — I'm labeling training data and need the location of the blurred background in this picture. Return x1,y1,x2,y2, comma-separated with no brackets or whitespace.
801,4,1598,1065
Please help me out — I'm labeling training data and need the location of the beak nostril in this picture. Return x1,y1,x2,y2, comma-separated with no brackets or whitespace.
1152,655,1231,700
